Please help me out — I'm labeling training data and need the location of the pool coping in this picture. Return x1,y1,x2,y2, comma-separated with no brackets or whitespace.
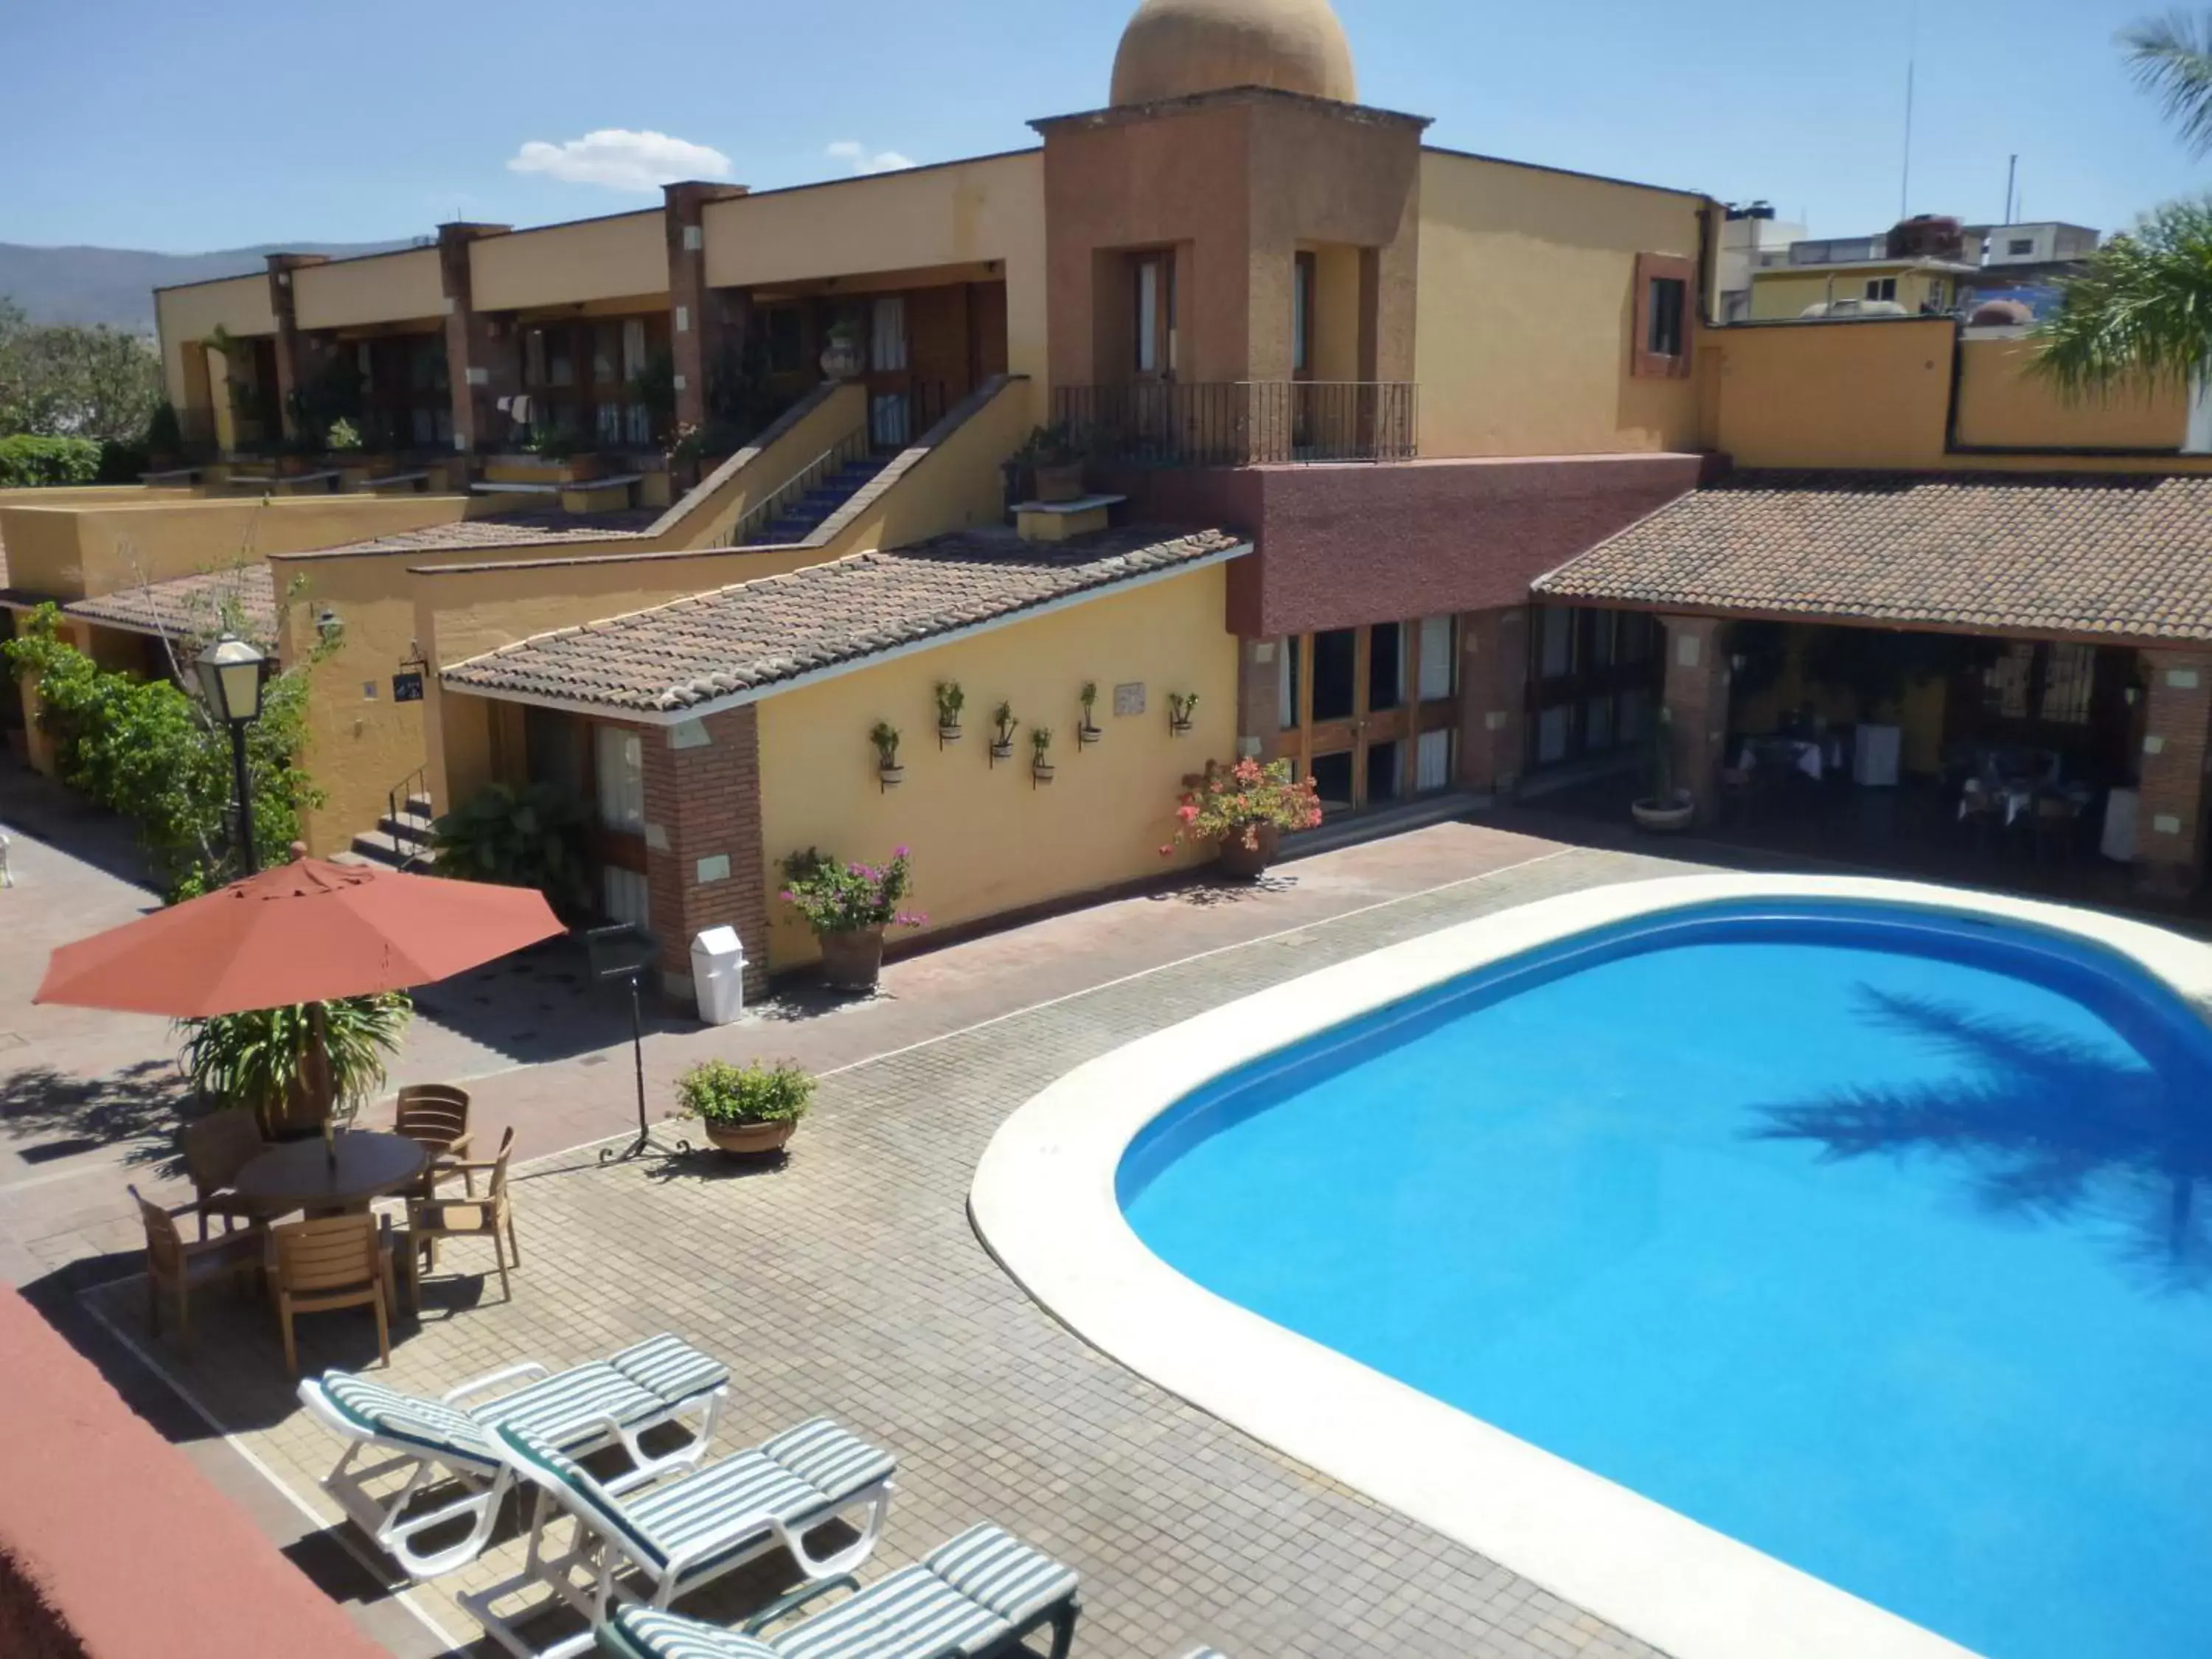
970,873,2212,1659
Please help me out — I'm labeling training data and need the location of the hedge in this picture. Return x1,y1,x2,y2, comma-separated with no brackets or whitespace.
0,436,148,487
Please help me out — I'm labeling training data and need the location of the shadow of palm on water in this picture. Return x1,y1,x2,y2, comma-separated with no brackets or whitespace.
1745,986,2212,1293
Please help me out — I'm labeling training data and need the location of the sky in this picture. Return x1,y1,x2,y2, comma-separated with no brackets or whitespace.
0,0,2198,252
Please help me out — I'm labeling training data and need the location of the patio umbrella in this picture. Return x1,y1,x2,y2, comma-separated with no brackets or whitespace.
35,855,564,1018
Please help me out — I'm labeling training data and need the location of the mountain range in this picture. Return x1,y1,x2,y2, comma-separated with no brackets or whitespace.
0,240,414,334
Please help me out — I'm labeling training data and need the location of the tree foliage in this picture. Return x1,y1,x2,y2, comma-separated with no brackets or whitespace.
180,993,412,1135
2125,10,2212,156
2,601,324,900
0,297,163,442
2032,199,2212,397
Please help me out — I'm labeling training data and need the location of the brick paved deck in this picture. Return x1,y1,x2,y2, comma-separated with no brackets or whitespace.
77,838,1705,1659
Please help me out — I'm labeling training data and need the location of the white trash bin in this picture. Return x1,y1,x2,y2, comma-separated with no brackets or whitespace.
690,926,746,1025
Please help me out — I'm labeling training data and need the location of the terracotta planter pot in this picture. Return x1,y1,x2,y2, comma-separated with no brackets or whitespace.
818,926,886,991
1032,461,1086,504
1215,824,1279,881
701,1118,797,1156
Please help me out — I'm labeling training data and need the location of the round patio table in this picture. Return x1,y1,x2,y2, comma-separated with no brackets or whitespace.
233,1130,428,1216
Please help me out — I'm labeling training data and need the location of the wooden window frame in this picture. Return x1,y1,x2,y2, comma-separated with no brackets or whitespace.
1632,252,1697,380
1292,251,1317,381
1133,251,1176,381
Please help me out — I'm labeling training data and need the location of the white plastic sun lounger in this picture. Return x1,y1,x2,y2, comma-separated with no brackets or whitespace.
297,1332,728,1579
469,1414,898,1659
595,1523,1082,1659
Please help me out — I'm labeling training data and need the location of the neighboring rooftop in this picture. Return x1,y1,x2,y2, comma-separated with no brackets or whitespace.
63,563,278,648
443,524,1247,715
310,509,659,559
1533,471,2212,644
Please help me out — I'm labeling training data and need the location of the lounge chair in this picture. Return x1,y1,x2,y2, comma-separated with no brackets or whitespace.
595,1523,1082,1659
470,1415,898,1659
296,1332,728,1579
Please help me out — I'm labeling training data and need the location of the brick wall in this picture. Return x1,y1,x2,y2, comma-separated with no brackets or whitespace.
1455,606,1528,791
641,706,770,998
663,182,748,432
2136,647,2212,897
1659,613,1731,824
436,223,515,455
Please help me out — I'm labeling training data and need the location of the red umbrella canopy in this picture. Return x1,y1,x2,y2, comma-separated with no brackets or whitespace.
35,858,566,1018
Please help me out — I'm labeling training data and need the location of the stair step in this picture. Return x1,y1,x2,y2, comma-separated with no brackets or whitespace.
349,828,434,869
378,810,435,840
403,793,434,818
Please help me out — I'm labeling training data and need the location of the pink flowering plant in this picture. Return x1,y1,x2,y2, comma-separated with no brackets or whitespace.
779,846,927,936
1161,757,1324,855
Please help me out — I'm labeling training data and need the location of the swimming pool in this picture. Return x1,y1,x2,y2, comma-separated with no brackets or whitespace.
973,877,2212,1659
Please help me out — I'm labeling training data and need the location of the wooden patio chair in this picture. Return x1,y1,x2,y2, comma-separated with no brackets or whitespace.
393,1083,474,1197
179,1110,267,1238
269,1212,399,1377
131,1184,261,1350
405,1127,518,1303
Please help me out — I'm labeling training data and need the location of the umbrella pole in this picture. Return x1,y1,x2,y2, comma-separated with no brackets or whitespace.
307,1001,338,1166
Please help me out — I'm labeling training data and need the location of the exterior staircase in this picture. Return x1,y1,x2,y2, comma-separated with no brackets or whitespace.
344,791,437,870
736,452,893,547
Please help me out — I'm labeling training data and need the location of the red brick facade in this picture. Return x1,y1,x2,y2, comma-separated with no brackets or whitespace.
262,252,330,443
640,707,771,998
1660,613,1731,824
2135,647,2212,897
1455,606,1529,792
663,182,750,433
435,222,515,455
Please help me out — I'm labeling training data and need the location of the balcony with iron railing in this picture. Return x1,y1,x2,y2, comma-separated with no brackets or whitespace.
1052,381,1417,468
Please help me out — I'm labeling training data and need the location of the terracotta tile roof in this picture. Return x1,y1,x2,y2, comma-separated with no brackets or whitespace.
1533,471,2212,642
315,510,658,557
442,524,1247,714
64,564,278,648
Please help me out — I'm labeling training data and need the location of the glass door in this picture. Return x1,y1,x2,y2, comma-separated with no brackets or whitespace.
1279,619,1459,815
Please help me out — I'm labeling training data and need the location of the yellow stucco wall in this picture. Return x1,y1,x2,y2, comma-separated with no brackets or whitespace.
470,212,667,313
703,153,1048,418
1953,335,2186,450
756,560,1239,969
1747,265,1963,321
1416,150,1706,458
153,276,275,411
0,494,504,602
293,248,445,330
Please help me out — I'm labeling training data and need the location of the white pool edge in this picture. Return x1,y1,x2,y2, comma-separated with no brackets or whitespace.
971,873,2212,1659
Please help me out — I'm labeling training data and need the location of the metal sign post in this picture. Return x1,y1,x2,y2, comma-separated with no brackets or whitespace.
583,924,684,1162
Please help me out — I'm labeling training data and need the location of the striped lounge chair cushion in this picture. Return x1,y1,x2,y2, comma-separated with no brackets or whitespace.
501,1416,894,1576
608,1607,776,1659
610,1333,729,1405
321,1374,493,1462
468,1363,664,1441
773,1525,1078,1659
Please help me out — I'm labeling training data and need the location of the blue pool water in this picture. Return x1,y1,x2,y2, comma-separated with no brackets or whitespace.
1119,902,2212,1659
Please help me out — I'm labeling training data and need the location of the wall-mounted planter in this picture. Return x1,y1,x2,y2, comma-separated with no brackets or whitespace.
878,764,905,792
1032,761,1056,787
938,723,963,748
1077,723,1102,749
1169,717,1193,737
990,740,1015,765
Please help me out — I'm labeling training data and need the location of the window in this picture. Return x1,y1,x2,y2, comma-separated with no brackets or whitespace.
602,866,650,931
1865,277,1898,303
1133,253,1175,378
1929,279,1948,310
1646,277,1686,359
2007,237,2035,257
1292,251,1316,377
1632,252,1696,378
594,725,645,833
622,318,648,382
870,296,908,373
1416,616,1455,701
762,307,804,376
1277,636,1301,730
591,324,619,387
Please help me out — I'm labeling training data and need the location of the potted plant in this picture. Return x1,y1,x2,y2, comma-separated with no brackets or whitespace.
1167,691,1198,735
1078,682,1102,748
821,318,866,380
1632,706,1696,832
935,681,965,746
780,846,927,991
989,701,1017,764
1031,725,1054,785
676,1058,813,1156
1016,423,1087,504
1162,757,1324,881
872,720,904,788
179,992,412,1141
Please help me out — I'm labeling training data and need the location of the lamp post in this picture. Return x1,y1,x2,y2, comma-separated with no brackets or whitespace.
195,631,268,877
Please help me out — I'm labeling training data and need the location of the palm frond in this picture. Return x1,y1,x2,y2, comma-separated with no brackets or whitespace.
2125,10,2212,155
2030,197,2212,397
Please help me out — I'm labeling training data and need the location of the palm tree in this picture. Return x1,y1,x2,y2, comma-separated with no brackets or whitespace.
2124,11,2212,155
2029,15,2212,394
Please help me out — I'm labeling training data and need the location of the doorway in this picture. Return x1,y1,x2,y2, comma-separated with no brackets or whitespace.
1276,619,1459,814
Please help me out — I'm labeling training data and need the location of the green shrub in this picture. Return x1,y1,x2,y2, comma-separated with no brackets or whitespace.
180,993,412,1137
430,780,591,913
0,435,100,487
675,1059,814,1126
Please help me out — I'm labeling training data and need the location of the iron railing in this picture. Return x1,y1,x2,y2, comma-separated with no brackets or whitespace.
388,766,433,869
720,425,872,548
1053,381,1417,467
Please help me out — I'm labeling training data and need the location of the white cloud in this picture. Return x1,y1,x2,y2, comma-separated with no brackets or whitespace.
827,140,917,177
507,129,731,193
